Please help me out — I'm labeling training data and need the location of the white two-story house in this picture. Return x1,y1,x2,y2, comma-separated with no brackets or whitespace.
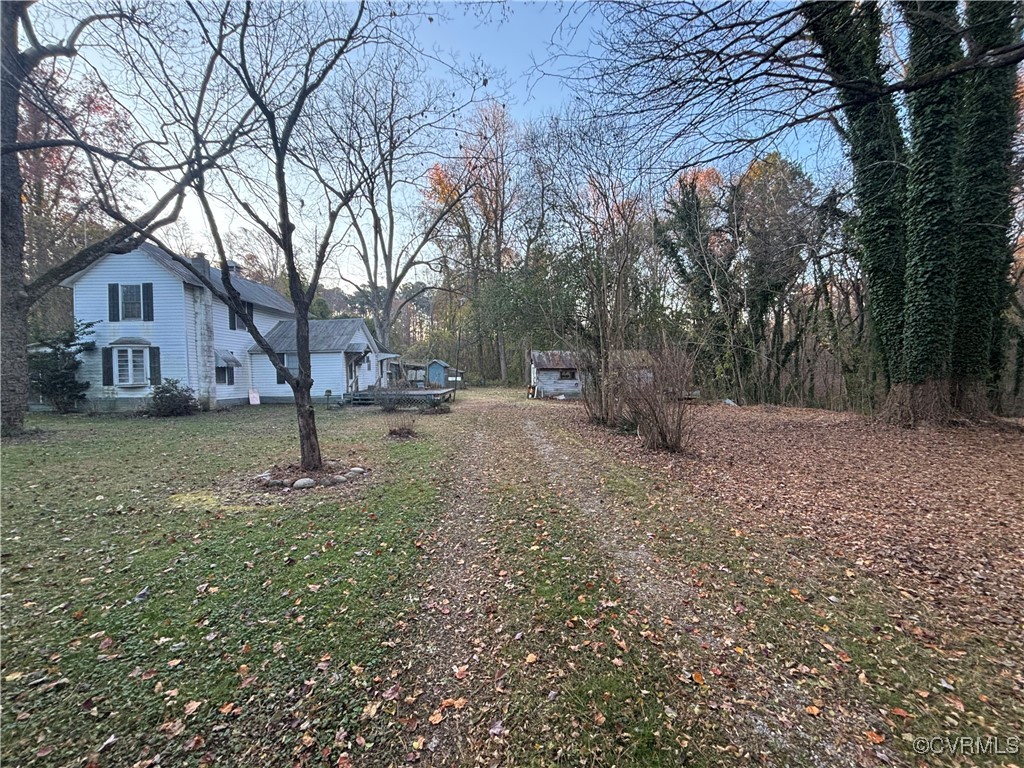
63,244,395,411
62,243,294,410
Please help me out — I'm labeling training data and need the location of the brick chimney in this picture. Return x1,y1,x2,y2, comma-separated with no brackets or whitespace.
191,252,211,278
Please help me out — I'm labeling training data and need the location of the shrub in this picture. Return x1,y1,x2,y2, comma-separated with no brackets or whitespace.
384,412,417,439
376,390,404,413
28,320,96,413
620,347,698,453
148,378,200,417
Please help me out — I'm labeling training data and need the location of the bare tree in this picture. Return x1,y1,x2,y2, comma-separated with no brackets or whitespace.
155,0,387,470
582,2,1024,166
320,47,478,351
544,113,660,425
225,226,291,296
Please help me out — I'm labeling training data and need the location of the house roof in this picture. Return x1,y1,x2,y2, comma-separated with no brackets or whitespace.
429,359,450,368
110,336,152,346
139,244,294,315
531,350,578,369
215,349,242,367
249,318,377,354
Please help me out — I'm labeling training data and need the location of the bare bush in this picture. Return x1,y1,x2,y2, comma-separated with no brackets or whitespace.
385,412,417,439
577,348,605,424
377,390,403,413
619,348,698,453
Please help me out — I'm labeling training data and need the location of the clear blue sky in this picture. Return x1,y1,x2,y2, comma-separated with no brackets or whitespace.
413,1,598,121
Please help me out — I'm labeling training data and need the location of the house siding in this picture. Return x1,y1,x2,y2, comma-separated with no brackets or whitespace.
209,300,288,406
533,367,582,398
249,352,348,402
349,326,381,390
65,248,301,411
73,253,189,411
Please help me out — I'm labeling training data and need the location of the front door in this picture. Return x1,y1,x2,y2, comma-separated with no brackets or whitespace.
346,354,358,392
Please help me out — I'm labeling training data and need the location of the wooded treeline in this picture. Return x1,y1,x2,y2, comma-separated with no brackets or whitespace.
322,1,1024,424
4,0,1023,447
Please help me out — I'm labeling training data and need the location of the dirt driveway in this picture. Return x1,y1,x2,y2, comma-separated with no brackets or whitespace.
355,392,1024,767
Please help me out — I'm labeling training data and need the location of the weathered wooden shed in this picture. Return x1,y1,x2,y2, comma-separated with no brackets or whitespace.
426,359,450,387
400,361,427,388
529,350,581,399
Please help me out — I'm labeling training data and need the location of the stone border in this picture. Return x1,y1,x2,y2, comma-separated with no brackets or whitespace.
255,466,368,489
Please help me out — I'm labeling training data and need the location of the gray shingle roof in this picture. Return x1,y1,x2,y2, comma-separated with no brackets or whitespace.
139,243,294,315
249,318,376,354
531,350,578,369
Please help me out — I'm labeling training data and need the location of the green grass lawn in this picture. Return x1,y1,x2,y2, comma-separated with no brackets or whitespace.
4,396,1020,767
2,405,443,766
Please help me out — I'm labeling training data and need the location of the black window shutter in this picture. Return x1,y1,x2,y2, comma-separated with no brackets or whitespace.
108,284,120,322
228,306,236,330
142,283,154,321
276,354,286,385
102,348,114,385
149,347,161,385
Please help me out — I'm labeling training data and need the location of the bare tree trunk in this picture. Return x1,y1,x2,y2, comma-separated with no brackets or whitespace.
497,328,508,382
1,3,30,435
292,383,322,470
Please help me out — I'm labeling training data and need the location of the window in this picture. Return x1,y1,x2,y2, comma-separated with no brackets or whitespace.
559,369,576,380
366,355,372,370
215,366,235,385
102,345,158,387
108,282,153,322
116,348,148,386
275,353,299,384
121,284,143,320
229,301,255,331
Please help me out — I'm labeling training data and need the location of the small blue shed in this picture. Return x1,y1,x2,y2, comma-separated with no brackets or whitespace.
426,359,450,387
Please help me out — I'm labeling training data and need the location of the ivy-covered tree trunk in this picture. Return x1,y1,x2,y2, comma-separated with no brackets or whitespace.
1,3,31,436
808,1,1019,424
951,0,1018,415
804,2,907,388
884,1,963,423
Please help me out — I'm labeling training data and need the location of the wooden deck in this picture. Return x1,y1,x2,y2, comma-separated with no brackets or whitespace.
342,388,456,407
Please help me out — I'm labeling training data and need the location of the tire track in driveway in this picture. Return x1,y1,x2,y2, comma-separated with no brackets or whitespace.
363,393,896,767
364,396,534,766
520,407,899,768
523,414,737,652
